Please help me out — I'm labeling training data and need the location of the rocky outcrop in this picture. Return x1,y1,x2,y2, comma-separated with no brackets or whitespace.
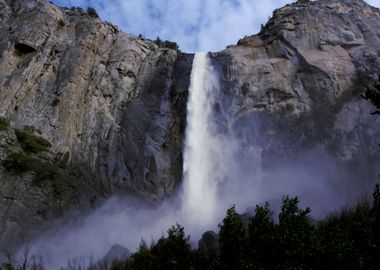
0,0,192,252
211,0,380,196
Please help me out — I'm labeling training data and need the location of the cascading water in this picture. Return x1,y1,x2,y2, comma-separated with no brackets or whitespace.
181,52,265,232
182,52,229,228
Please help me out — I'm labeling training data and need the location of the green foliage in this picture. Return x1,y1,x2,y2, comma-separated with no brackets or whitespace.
59,151,70,168
112,186,380,269
153,36,179,50
0,117,9,131
2,151,59,181
4,183,380,269
0,263,14,270
237,38,250,46
155,36,162,47
150,224,193,270
247,202,276,269
277,196,315,269
15,129,51,153
1,152,64,194
316,201,373,269
2,151,33,172
113,224,195,270
125,242,157,270
218,205,247,270
372,184,380,269
87,7,98,18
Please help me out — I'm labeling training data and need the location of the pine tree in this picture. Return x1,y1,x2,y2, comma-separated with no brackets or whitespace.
218,205,247,270
247,202,276,269
277,196,315,269
151,224,193,270
372,184,380,268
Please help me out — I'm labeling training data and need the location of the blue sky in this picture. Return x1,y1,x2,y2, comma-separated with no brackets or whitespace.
51,0,380,52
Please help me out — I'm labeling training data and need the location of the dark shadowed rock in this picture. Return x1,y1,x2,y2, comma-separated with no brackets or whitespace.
198,231,220,256
103,244,131,263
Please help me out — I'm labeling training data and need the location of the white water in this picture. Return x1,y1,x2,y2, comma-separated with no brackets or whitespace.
182,52,218,227
181,52,233,229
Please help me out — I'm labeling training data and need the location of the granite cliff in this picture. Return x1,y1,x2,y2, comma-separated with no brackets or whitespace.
211,0,380,199
0,0,380,255
0,0,192,251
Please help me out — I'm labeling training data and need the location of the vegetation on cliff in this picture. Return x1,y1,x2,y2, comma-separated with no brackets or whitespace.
0,124,73,196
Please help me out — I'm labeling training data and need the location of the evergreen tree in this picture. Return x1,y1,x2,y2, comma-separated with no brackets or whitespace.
150,224,193,270
372,184,380,269
218,205,247,270
317,201,373,270
124,241,157,270
247,202,276,269
277,196,315,269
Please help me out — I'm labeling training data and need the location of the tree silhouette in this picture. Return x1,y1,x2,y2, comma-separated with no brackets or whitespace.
277,196,315,269
218,205,247,270
247,202,276,269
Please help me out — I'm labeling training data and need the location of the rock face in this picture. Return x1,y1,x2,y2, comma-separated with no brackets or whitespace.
211,0,380,199
0,0,192,252
0,0,380,256
102,244,131,263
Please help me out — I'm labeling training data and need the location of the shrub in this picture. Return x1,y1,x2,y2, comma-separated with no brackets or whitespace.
0,263,14,270
237,38,250,46
59,151,70,168
1,152,33,172
0,117,9,131
32,160,61,184
153,37,179,50
154,36,162,47
87,7,98,18
316,201,373,269
2,152,62,186
15,129,51,153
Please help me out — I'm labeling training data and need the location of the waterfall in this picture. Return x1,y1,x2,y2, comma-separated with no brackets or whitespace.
181,52,263,232
182,52,224,228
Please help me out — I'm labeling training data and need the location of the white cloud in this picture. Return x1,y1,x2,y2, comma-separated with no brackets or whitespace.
367,0,380,8
51,0,379,52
